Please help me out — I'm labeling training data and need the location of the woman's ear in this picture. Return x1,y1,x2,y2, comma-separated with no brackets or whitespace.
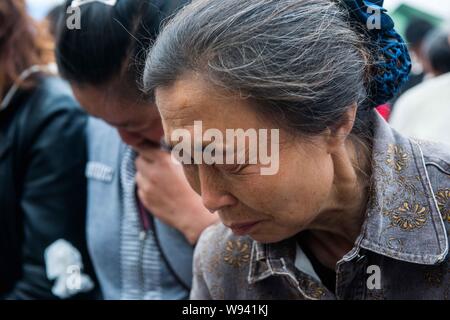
325,103,358,153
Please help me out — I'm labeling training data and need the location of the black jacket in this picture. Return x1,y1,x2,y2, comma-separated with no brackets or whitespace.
0,76,96,299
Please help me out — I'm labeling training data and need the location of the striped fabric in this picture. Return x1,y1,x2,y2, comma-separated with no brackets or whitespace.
119,148,162,300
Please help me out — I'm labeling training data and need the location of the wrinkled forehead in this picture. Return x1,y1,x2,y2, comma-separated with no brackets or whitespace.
154,74,263,134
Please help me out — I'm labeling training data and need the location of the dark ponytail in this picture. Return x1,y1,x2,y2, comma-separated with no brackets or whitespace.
56,0,188,86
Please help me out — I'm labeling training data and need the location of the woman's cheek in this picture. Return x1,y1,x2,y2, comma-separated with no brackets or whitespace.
237,175,287,215
183,165,201,194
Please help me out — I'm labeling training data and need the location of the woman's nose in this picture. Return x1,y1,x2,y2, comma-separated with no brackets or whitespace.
146,125,165,145
199,170,238,213
202,193,237,213
117,129,145,148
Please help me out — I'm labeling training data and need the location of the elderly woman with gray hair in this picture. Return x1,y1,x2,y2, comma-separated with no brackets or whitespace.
144,0,450,299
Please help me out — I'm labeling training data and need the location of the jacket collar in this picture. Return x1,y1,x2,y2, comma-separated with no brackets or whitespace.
358,112,448,265
248,111,448,286
247,238,330,299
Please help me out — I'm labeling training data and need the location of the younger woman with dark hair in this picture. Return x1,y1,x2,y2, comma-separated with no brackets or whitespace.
56,0,218,299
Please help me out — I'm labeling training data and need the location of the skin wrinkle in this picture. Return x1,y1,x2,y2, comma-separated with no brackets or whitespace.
156,76,371,271
144,0,378,271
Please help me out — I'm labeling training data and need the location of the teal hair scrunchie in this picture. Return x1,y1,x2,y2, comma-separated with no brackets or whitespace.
341,0,412,107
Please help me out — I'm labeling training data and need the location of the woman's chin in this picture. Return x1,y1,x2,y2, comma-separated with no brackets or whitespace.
247,231,291,244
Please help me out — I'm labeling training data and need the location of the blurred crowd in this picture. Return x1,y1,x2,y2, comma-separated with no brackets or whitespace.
388,17,450,146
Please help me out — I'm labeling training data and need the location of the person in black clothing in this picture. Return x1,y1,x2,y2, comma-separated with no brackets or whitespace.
405,18,436,71
390,18,435,108
0,0,96,299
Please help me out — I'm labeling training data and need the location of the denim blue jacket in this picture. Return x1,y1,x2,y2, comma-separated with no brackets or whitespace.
191,112,450,300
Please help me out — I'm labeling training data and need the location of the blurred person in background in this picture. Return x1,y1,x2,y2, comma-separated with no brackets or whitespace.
45,4,65,39
377,18,435,121
55,0,218,300
390,29,450,145
375,18,435,122
389,18,435,107
404,18,436,79
0,0,96,300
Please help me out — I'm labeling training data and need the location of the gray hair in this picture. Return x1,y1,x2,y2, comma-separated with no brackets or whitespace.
143,0,375,136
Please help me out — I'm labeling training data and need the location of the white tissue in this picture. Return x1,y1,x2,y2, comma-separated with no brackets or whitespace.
44,239,94,299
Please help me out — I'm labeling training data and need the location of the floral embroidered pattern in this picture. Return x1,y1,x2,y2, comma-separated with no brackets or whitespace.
223,240,250,267
298,278,326,300
436,189,450,223
386,237,404,250
386,144,408,172
385,202,429,231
